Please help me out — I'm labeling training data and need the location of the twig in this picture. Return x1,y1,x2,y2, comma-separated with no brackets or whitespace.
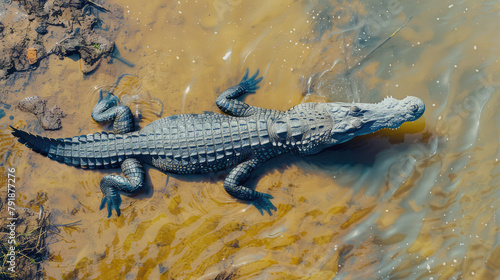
85,0,110,12
346,16,413,75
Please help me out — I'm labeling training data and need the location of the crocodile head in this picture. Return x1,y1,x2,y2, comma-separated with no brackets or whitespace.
319,96,425,144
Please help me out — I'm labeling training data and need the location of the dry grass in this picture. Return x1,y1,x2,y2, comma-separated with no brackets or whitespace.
0,201,51,280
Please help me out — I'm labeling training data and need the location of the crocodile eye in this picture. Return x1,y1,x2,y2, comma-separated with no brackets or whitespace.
409,104,418,112
350,106,360,113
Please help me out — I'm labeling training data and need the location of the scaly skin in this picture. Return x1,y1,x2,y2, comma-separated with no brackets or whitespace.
11,69,425,217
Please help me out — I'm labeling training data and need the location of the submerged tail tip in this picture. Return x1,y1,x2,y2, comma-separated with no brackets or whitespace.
10,126,31,146
9,126,57,157
10,125,22,137
9,125,20,137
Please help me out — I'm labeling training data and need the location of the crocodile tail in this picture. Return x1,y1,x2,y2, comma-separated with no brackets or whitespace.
10,126,123,169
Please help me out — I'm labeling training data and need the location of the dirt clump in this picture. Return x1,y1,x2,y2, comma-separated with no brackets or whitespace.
0,0,123,79
0,202,51,280
17,96,66,130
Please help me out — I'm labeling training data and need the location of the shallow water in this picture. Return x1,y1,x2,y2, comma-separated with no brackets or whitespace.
1,0,499,279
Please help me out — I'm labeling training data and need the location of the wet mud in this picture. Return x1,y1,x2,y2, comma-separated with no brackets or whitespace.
0,0,122,79
17,96,65,130
0,196,51,279
1,0,499,279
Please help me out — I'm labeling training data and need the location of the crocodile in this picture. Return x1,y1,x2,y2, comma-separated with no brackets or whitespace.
11,69,425,217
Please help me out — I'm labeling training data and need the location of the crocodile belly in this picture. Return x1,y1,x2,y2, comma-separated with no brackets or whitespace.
140,154,247,174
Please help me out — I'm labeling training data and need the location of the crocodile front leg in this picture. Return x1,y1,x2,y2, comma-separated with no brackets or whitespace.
99,158,145,217
92,89,135,134
216,68,263,117
224,157,277,215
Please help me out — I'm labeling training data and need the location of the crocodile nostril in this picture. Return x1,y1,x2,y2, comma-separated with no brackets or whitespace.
409,104,418,112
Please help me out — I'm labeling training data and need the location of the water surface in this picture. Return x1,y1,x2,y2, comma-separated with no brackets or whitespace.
1,0,499,279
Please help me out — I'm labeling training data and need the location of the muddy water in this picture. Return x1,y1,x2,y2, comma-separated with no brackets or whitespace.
1,0,499,279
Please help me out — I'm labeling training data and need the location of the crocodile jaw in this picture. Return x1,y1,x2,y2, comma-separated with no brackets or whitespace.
321,96,425,144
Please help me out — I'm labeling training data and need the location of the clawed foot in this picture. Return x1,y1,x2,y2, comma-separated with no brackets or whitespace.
250,193,277,216
239,68,263,94
92,89,121,122
99,192,122,218
97,89,119,107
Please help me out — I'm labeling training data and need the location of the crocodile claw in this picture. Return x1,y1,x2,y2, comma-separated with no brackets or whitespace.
239,68,263,94
98,88,104,102
96,89,119,107
99,193,122,218
251,193,277,216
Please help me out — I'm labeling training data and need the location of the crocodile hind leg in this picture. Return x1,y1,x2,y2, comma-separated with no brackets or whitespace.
216,68,263,117
92,89,135,133
92,90,142,217
99,158,145,217
224,157,277,215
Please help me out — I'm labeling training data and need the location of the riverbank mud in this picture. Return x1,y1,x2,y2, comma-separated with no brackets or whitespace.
0,0,122,79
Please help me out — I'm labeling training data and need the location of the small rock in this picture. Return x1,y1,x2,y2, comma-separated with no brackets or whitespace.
17,96,66,130
27,48,38,64
18,96,46,115
35,24,48,35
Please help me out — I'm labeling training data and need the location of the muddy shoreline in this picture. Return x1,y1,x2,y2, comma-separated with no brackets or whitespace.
0,0,124,80
0,1,122,278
